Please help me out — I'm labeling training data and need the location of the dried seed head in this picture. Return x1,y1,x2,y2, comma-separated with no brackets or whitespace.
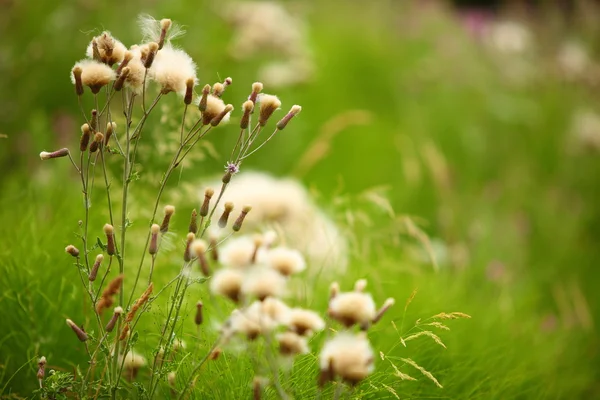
210,268,243,302
121,350,147,381
202,95,229,125
241,267,287,301
89,254,104,281
65,245,80,258
80,123,91,152
218,202,235,228
150,45,197,96
249,82,263,104
319,332,374,384
103,224,116,256
277,331,309,356
264,246,305,276
105,122,116,145
89,132,104,153
90,109,98,131
289,308,326,336
212,82,225,97
257,94,282,126
232,205,252,232
276,105,302,130
224,77,233,87
72,66,83,96
158,19,172,49
194,301,203,325
66,319,88,342
105,306,123,332
149,223,160,255
116,51,132,76
86,32,127,65
40,148,69,161
114,66,130,91
184,78,195,105
71,60,116,94
125,283,153,323
219,236,257,268
198,84,210,112
188,209,198,234
240,100,254,129
210,104,234,126
184,232,195,262
144,42,159,69
200,188,214,217
160,205,175,233
328,291,376,328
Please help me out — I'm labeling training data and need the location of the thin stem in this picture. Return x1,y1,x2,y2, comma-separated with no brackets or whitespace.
240,127,280,160
176,338,222,400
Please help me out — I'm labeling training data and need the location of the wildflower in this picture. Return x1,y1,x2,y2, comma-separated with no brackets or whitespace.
328,286,376,328
210,268,243,302
242,266,287,301
40,148,70,161
150,45,197,96
277,331,309,356
188,209,198,233
66,318,88,342
249,82,263,104
121,351,147,381
160,205,175,233
319,332,374,385
105,122,116,145
219,236,259,268
89,132,104,153
183,232,195,261
240,100,254,129
212,82,225,97
72,66,83,95
88,254,104,281
184,78,195,105
222,162,239,184
211,104,234,126
65,245,79,258
201,95,231,125
261,297,291,324
122,48,146,94
71,60,116,94
138,14,184,47
37,356,46,385
105,306,123,332
86,32,127,65
257,94,281,126
143,42,159,69
226,302,279,340
288,308,325,336
149,223,160,255
264,246,306,276
198,84,210,111
103,224,116,256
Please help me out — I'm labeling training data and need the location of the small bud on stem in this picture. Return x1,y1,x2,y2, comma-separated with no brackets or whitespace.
105,306,123,332
200,188,214,217
184,78,195,105
192,240,210,276
149,224,160,255
37,356,46,386
114,67,130,91
232,206,252,232
249,82,263,105
89,254,104,281
184,232,195,262
212,82,224,97
89,132,104,153
80,123,91,152
160,205,175,233
218,202,234,228
66,319,88,342
144,42,159,69
65,245,80,258
209,234,219,261
105,122,116,146
194,301,203,325
198,84,210,112
276,105,302,130
72,67,84,96
103,224,116,256
90,109,98,131
158,19,172,50
240,100,254,129
372,298,395,324
258,94,282,126
40,148,69,161
188,209,198,234
210,104,233,126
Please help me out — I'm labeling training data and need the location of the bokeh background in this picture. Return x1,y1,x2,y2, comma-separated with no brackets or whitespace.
1,0,599,398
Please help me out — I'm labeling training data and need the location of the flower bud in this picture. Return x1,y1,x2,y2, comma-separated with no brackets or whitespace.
114,66,130,91
212,82,224,97
104,224,116,256
188,209,198,234
372,298,395,324
158,19,172,50
191,240,210,276
105,306,123,332
240,100,254,129
200,188,214,217
160,205,175,233
248,82,263,104
66,319,88,342
210,104,233,126
258,94,281,126
194,301,203,325
89,254,104,281
72,66,84,96
218,202,234,229
80,123,91,152
184,78,194,105
198,84,210,112
209,234,219,262
105,122,116,146
37,356,47,382
90,109,98,131
144,42,159,69
89,132,104,153
276,105,302,130
232,206,252,232
116,51,132,76
183,232,195,262
149,224,160,255
40,148,69,161
65,245,79,258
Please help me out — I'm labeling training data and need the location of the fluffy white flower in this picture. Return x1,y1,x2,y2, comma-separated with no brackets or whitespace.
210,268,244,302
150,45,197,95
86,31,127,65
319,332,374,384
242,266,287,300
264,246,306,276
219,236,261,269
328,292,376,328
277,331,309,356
71,59,116,94
288,308,325,336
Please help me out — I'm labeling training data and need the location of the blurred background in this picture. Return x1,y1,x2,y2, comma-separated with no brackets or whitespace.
1,0,599,398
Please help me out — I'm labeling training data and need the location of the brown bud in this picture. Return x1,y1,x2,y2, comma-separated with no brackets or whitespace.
212,82,224,98
89,254,103,281
65,245,79,258
240,100,254,129
198,84,210,112
200,188,214,217
72,66,84,96
184,78,195,105
80,123,91,152
158,19,172,50
105,122,116,146
116,51,132,76
160,205,175,233
103,224,116,256
90,109,98,131
40,148,69,161
192,240,210,276
89,132,104,153
209,347,221,360
105,306,123,332
209,235,219,262
149,224,160,255
144,42,159,69
232,206,252,232
66,319,88,342
194,301,203,325
114,66,130,91
218,202,234,229
253,377,262,400
91,40,101,62
188,209,198,234
248,82,263,105
224,77,233,87
183,232,195,262
210,104,233,126
119,323,130,341
276,105,302,130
